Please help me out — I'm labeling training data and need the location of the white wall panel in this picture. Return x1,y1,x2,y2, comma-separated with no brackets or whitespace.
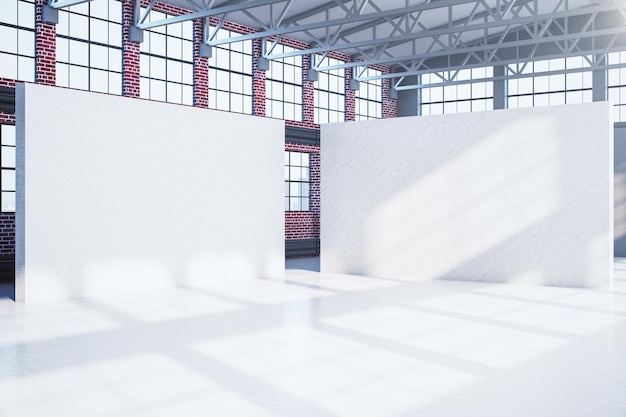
614,123,626,257
322,104,613,288
15,84,284,303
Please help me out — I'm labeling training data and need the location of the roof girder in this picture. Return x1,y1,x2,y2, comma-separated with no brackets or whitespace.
310,3,626,79
204,0,480,46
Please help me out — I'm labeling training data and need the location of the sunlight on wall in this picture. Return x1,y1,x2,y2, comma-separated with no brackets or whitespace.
364,116,560,281
322,103,613,287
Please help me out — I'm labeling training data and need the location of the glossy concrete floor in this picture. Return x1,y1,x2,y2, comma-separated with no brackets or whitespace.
1,265,626,417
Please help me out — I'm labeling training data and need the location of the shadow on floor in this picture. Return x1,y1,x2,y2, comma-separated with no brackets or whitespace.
0,283,15,300
285,256,320,272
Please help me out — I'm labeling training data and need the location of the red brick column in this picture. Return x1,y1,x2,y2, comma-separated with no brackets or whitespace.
382,77,398,119
252,38,266,117
301,54,315,125
35,0,56,86
193,19,209,108
344,65,356,121
122,0,140,98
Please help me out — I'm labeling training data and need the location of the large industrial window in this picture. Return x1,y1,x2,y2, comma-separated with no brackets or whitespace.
140,9,193,105
314,56,345,124
355,67,382,120
208,28,252,114
285,151,309,211
266,43,302,121
0,0,35,82
508,57,593,109
0,125,15,213
421,67,494,115
56,0,122,94
609,52,626,123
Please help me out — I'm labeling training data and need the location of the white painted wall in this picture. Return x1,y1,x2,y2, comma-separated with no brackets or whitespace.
15,84,285,303
614,123,626,257
321,103,614,288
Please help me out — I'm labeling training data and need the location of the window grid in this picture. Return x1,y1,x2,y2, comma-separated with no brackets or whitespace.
0,0,35,82
355,67,382,120
140,8,193,105
208,28,253,114
314,56,345,124
608,52,626,123
421,67,494,115
55,0,122,95
508,57,593,109
0,125,16,213
285,151,310,211
266,43,303,122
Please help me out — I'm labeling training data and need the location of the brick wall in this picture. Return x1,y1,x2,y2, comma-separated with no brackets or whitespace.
0,214,15,255
193,19,209,108
35,0,56,86
0,78,16,125
382,77,398,119
122,0,140,98
252,38,266,117
345,65,356,121
0,114,15,125
301,55,315,125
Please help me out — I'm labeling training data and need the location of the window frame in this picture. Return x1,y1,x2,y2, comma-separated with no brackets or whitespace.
355,67,383,120
507,57,593,110
208,27,253,114
266,42,303,122
55,0,123,95
0,124,16,213
420,67,494,116
0,0,36,83
139,7,194,105
284,151,310,212
314,56,345,124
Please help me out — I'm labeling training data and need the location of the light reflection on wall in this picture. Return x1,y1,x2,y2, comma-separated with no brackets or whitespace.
321,103,613,288
363,116,560,282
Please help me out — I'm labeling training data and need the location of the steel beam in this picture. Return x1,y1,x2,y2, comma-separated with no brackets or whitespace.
205,0,479,47
135,0,289,30
48,0,91,8
393,61,626,91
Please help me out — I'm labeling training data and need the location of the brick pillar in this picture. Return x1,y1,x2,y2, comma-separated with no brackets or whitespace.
252,38,266,117
382,77,398,119
193,19,209,108
302,54,315,125
122,0,140,98
345,65,356,121
309,149,320,217
35,0,56,86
